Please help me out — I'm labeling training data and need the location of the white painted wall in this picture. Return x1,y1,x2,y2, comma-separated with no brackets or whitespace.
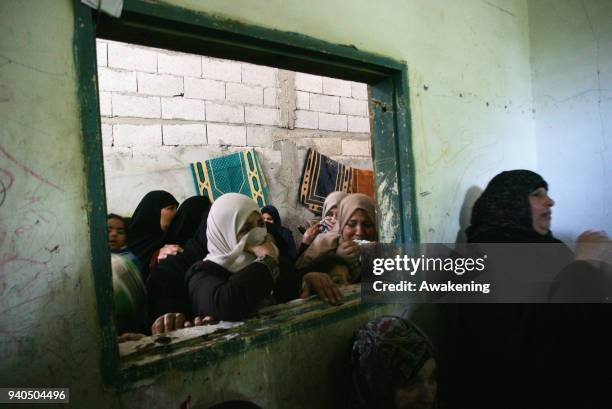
529,0,612,242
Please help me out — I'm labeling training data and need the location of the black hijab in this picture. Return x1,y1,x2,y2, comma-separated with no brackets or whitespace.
465,170,561,243
163,196,212,247
147,199,211,323
261,205,282,226
261,205,297,260
127,190,178,279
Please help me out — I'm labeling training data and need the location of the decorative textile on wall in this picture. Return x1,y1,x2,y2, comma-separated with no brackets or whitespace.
190,149,269,207
299,148,374,215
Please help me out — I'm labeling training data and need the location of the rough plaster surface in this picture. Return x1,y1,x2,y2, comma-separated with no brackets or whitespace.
529,0,612,242
0,0,109,405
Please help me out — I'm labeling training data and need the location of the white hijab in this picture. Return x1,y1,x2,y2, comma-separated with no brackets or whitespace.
204,193,263,272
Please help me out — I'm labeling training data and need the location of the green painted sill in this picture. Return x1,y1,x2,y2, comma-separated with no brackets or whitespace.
115,285,384,386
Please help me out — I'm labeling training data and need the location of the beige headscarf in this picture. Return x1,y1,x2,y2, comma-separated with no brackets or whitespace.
204,193,264,272
322,191,348,218
296,193,376,269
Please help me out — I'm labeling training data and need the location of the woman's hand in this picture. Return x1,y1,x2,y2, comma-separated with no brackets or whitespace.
575,230,612,263
246,234,279,262
302,224,320,245
322,216,336,232
192,316,217,326
300,272,342,305
336,240,359,262
151,312,189,335
157,244,184,261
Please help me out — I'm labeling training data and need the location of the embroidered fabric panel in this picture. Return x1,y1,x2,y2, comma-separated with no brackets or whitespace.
298,148,374,215
190,149,269,207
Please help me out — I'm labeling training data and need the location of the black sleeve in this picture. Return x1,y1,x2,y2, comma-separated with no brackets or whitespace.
273,256,301,303
187,260,275,321
146,254,194,326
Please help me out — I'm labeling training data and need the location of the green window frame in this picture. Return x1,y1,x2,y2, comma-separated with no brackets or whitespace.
73,0,418,387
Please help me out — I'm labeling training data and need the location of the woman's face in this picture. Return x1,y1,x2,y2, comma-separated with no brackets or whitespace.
342,209,376,241
237,211,265,242
262,212,274,224
529,187,554,235
160,204,178,232
326,206,339,219
394,358,437,409
108,217,127,251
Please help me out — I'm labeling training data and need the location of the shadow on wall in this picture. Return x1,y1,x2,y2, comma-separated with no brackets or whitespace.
455,186,483,243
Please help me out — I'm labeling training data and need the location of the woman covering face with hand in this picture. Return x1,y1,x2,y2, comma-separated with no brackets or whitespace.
296,193,377,287
185,193,280,322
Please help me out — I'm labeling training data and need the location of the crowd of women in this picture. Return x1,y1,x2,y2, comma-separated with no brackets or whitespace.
108,186,378,337
108,169,611,409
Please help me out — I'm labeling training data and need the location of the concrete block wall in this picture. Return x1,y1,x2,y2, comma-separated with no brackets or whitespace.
97,39,372,232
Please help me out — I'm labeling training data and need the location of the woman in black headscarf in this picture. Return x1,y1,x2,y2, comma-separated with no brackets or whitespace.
438,170,612,409
147,196,212,328
127,190,179,281
151,196,213,269
465,169,562,244
348,316,437,409
261,205,297,260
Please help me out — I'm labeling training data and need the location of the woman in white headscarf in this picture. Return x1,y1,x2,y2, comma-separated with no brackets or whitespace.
185,193,281,321
298,191,349,256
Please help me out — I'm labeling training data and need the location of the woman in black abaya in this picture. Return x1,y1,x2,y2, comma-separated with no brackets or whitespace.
127,190,179,280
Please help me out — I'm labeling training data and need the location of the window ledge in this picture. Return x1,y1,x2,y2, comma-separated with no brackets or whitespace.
115,285,381,386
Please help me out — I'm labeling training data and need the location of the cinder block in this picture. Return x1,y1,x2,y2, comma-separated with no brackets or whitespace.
107,41,157,73
101,123,113,146
206,101,244,123
163,124,206,145
137,72,183,96
340,97,368,116
295,110,318,129
310,93,339,114
242,64,277,87
319,113,347,131
96,41,107,67
184,77,225,101
296,91,309,109
351,82,368,100
314,138,342,156
263,87,279,107
98,67,137,93
158,52,201,77
245,106,279,126
295,73,323,93
246,126,273,147
99,91,112,116
348,116,371,133
207,123,246,146
227,83,263,105
342,139,370,156
113,124,162,147
297,137,342,156
323,77,352,97
202,59,241,82
161,97,205,120
112,94,161,118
